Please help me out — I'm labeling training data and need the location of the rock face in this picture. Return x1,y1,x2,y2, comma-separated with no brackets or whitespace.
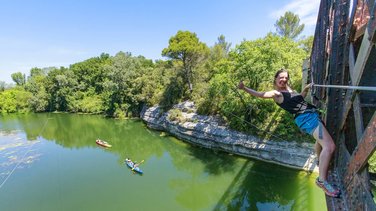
141,101,318,172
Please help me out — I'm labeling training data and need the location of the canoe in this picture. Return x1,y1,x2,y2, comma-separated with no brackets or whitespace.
96,139,112,148
125,160,143,174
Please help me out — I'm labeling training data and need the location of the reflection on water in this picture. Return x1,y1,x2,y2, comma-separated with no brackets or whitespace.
0,131,41,188
0,113,326,211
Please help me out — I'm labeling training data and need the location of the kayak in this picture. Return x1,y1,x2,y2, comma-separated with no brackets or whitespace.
96,139,112,148
125,160,143,174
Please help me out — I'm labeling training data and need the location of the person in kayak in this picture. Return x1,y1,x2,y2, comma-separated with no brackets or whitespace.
125,158,140,168
238,69,340,197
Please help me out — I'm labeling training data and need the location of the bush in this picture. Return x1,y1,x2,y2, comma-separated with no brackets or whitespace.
0,88,32,113
168,108,184,122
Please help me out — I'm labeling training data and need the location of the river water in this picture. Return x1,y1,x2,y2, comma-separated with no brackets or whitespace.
0,113,326,211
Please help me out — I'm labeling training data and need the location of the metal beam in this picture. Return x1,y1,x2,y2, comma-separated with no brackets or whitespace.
344,112,376,185
353,28,373,86
344,172,376,210
325,0,349,139
368,0,376,42
338,29,374,133
353,95,365,142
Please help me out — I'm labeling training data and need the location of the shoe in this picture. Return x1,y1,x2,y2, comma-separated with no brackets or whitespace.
315,177,340,197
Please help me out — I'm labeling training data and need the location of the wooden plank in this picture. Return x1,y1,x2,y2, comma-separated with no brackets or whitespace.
344,112,376,185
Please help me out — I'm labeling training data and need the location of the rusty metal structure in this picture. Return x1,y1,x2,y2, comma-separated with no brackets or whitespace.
310,0,376,209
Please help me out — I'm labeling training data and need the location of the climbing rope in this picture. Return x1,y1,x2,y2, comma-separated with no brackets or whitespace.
312,84,376,91
223,105,287,142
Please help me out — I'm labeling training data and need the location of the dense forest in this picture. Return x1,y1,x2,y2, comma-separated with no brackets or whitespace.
0,31,313,142
0,12,317,141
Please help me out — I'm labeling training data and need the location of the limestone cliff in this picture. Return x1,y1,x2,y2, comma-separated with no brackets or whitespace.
141,101,318,172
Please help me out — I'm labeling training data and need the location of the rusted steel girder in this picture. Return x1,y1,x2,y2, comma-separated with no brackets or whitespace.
344,112,376,185
342,112,376,210
344,171,376,210
352,0,371,41
325,0,349,141
310,0,331,108
368,0,376,42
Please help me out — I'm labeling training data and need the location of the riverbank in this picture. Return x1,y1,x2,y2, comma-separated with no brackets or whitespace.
140,101,318,172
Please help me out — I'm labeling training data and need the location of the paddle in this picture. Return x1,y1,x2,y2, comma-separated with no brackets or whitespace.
132,160,144,170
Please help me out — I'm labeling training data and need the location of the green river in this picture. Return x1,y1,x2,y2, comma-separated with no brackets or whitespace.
0,113,326,211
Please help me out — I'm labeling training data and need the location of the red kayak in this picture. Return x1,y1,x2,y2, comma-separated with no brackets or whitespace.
96,139,112,148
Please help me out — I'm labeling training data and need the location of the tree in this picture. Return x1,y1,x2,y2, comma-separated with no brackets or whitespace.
210,35,231,62
11,72,26,86
25,73,49,112
162,30,209,93
0,87,32,113
70,53,111,93
45,67,78,111
274,11,304,40
30,67,44,78
298,35,314,55
215,35,231,57
103,51,148,117
197,33,309,141
0,81,5,91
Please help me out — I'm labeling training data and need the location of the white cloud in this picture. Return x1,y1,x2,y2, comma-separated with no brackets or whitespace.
270,0,320,26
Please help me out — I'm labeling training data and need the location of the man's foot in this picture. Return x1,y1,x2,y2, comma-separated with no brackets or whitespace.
316,177,340,197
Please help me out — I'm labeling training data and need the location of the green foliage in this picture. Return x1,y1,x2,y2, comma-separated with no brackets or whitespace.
274,11,305,40
168,108,184,122
203,35,232,82
196,33,309,141
230,33,306,91
11,72,26,86
29,67,45,78
0,81,5,91
159,75,185,111
0,87,32,113
298,35,314,55
67,90,104,114
138,61,170,106
113,103,130,119
369,153,376,173
70,53,112,93
45,67,78,111
28,90,49,112
210,35,231,62
25,73,49,112
162,30,210,93
1,30,311,142
103,52,150,117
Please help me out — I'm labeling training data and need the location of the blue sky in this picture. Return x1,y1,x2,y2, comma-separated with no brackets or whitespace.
0,0,320,84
